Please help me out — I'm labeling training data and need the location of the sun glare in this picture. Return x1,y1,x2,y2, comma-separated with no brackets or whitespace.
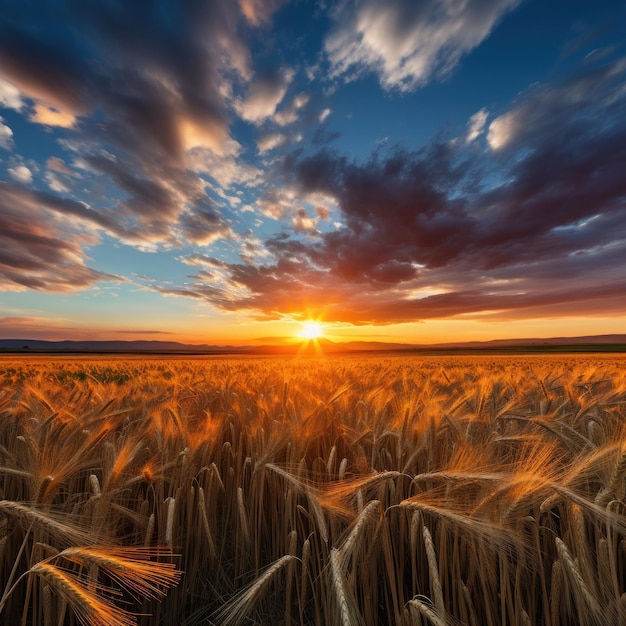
299,321,322,340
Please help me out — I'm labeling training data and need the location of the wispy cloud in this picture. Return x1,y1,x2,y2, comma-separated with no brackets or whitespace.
326,0,521,91
0,316,175,340
0,116,13,149
0,77,23,110
236,68,294,124
238,0,286,27
0,183,122,292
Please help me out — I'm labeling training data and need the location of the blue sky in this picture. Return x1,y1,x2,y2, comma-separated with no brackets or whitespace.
1,0,625,344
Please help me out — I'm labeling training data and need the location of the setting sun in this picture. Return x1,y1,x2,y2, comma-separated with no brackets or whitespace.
299,322,323,340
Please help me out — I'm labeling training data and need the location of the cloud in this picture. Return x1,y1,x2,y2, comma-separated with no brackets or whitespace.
186,141,263,189
292,208,318,234
0,182,121,292
315,205,330,220
179,253,229,270
487,109,520,150
0,182,149,249
236,68,294,123
274,93,312,126
0,1,267,259
30,103,76,128
0,2,253,162
45,172,70,193
487,59,626,152
45,157,75,192
257,131,302,153
0,316,175,341
326,0,520,91
159,57,626,324
254,186,304,220
466,108,488,143
8,165,33,184
2,2,624,330
257,132,290,153
0,316,75,340
238,0,285,26
318,108,332,123
0,116,13,149
177,206,234,246
70,150,235,247
0,15,90,115
47,157,74,175
0,76,24,110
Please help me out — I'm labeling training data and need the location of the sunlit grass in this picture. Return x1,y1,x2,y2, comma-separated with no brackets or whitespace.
1,354,626,624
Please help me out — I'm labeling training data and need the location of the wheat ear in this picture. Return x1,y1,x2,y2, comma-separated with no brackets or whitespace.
338,500,381,568
555,537,603,625
56,546,181,600
0,500,92,546
329,547,362,626
423,526,446,618
31,562,136,626
213,555,297,626
407,597,447,626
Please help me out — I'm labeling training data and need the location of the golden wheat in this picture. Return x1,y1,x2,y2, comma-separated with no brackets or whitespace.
0,354,625,624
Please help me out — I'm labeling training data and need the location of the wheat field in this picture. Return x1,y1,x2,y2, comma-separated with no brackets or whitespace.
0,354,625,625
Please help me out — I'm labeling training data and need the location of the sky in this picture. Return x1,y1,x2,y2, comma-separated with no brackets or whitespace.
1,0,625,345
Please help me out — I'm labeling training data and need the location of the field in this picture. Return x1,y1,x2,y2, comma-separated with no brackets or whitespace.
1,354,625,625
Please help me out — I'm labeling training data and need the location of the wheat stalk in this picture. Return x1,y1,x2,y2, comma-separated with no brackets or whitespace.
300,537,311,615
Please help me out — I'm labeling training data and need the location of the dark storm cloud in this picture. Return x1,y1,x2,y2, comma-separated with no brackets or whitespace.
474,59,626,268
286,142,476,275
171,57,626,323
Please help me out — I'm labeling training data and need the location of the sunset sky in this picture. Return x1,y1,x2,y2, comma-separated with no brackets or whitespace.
1,0,625,345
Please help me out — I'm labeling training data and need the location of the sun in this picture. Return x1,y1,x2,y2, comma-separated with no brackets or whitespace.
299,321,323,340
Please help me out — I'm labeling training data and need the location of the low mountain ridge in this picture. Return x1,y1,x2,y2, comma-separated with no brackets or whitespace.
1,334,625,354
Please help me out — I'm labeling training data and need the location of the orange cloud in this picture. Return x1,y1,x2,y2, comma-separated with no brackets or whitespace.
30,103,77,128
239,0,284,26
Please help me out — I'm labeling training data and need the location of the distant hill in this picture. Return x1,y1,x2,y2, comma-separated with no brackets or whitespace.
429,334,626,348
0,339,248,353
1,334,625,354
